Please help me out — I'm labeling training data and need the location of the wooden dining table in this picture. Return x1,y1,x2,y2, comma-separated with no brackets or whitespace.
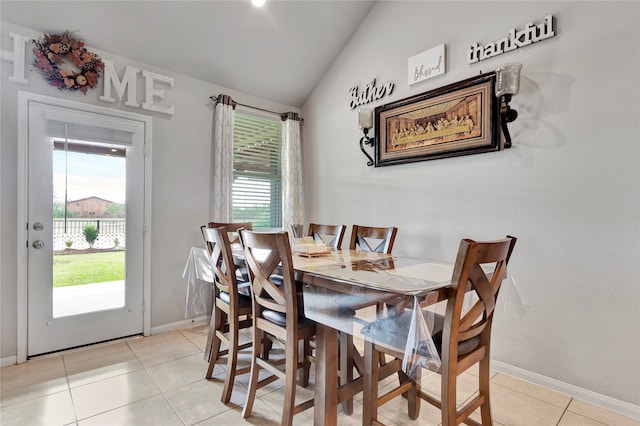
293,250,458,426
184,246,459,425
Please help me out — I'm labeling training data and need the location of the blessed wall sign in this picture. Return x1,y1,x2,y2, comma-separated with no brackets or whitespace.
468,15,556,64
408,43,446,86
1,32,175,115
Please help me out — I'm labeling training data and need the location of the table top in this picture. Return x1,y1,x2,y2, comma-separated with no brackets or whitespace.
293,249,454,296
184,246,452,368
295,250,451,373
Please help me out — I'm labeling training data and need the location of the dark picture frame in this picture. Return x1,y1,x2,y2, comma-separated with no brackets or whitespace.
374,72,500,167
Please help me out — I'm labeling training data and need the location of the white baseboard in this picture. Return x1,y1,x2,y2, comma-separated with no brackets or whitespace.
1,355,17,367
149,315,210,335
492,360,640,420
0,317,210,367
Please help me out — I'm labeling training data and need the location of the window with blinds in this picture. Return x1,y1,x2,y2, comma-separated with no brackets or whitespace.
232,112,282,228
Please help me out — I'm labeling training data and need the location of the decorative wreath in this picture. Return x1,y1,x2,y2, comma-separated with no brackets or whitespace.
32,31,104,94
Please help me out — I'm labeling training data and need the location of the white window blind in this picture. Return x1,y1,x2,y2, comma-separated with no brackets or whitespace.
232,113,282,228
47,119,133,146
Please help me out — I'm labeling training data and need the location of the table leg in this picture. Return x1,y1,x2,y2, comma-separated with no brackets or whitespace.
315,323,338,426
339,332,354,415
363,339,378,425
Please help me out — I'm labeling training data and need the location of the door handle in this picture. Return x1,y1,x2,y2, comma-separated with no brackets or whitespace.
33,222,44,231
32,240,45,249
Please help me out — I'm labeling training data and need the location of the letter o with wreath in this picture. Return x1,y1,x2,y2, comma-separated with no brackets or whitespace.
32,31,104,94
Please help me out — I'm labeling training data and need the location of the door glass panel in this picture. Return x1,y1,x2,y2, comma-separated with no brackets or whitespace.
51,137,127,318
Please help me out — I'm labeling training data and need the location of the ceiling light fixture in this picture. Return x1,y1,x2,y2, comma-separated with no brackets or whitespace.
251,0,266,7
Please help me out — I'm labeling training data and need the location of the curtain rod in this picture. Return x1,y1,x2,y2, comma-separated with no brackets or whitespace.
209,95,303,122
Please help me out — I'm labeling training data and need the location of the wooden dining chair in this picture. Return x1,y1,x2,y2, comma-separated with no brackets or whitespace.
349,223,398,339
203,221,251,245
349,224,398,254
201,221,252,282
201,223,253,404
307,223,346,250
362,235,517,426
239,230,315,426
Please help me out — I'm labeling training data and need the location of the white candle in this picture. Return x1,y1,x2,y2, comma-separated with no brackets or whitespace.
358,109,373,129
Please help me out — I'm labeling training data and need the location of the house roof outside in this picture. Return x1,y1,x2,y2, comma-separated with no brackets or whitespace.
67,196,114,204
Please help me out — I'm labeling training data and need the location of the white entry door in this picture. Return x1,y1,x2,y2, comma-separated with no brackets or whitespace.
27,100,146,356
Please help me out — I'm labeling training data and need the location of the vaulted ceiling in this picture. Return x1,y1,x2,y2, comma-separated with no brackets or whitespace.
1,0,375,107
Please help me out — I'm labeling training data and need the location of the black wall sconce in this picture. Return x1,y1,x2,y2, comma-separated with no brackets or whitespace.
358,109,374,166
495,63,522,149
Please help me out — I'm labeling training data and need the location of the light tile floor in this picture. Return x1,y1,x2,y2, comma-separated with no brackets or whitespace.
1,324,637,426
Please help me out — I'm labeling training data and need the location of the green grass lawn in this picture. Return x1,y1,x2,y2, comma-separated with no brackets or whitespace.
53,251,125,288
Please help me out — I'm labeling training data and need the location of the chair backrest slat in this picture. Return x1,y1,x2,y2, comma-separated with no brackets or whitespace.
444,236,517,352
308,223,346,249
201,222,253,296
349,225,398,254
240,230,299,322
205,222,252,244
201,222,253,281
201,226,246,308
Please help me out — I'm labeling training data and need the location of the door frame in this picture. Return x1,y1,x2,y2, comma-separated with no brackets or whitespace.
16,91,153,363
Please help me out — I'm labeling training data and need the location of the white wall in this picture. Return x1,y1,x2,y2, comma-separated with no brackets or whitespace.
0,22,298,358
301,1,639,408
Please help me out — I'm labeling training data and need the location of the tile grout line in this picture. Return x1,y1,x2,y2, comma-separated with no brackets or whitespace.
139,341,190,426
68,342,192,425
490,373,574,411
133,332,241,426
68,342,149,424
60,353,80,425
555,397,573,426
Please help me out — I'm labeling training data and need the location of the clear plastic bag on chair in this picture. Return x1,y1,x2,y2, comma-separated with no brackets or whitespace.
402,295,441,381
182,247,214,318
496,275,529,315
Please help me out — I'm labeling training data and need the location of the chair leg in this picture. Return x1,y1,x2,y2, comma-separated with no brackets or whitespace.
299,338,311,388
401,370,420,420
478,356,492,425
204,308,215,362
205,307,223,379
363,340,379,425
262,336,273,360
242,327,262,419
441,367,458,426
282,337,298,426
375,302,388,367
221,312,240,403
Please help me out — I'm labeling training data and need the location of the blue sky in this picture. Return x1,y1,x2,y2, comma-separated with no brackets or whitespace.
53,150,126,204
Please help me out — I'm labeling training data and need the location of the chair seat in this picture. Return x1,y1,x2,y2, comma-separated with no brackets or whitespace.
361,310,480,357
269,274,284,286
262,308,316,329
218,289,252,308
236,266,249,282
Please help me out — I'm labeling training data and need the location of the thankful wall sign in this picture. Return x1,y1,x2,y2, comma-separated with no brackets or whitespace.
468,15,556,64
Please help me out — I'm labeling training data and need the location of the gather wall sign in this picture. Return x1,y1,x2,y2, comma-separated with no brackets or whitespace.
349,78,395,109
